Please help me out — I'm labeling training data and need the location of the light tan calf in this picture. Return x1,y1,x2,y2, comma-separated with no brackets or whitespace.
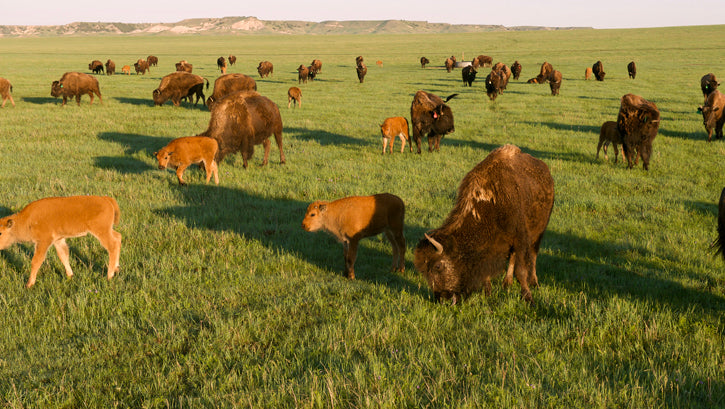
288,87,301,108
155,136,219,185
0,196,122,288
585,67,593,80
379,116,411,154
597,121,624,163
0,78,15,107
121,65,131,75
302,193,406,279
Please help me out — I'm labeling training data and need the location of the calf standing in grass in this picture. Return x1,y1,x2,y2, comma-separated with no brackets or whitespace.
302,193,406,280
155,136,219,185
0,77,15,107
0,196,122,288
288,87,301,108
597,121,624,163
379,116,411,154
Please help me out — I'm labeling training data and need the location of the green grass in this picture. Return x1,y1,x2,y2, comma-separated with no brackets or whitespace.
0,26,724,408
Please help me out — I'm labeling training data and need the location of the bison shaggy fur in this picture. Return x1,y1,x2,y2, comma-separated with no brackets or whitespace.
700,89,725,142
701,73,720,98
153,72,209,107
617,93,660,170
0,77,15,108
410,90,457,153
51,72,102,106
206,73,257,110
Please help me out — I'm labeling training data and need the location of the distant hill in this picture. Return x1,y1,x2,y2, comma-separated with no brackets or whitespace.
0,16,591,37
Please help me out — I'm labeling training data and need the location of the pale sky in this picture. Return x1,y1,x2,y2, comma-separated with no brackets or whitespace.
1,0,723,29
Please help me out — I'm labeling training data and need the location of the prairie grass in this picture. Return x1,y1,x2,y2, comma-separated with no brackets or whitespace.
0,25,724,408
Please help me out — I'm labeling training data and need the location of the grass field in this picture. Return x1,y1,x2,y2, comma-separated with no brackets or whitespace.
0,25,724,408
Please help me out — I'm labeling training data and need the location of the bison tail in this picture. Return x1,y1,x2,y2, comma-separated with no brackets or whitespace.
445,93,459,102
204,78,210,90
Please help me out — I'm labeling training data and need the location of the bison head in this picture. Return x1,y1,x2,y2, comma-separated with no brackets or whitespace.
414,233,465,304
154,148,172,170
152,89,164,106
50,81,63,97
430,104,455,135
301,201,328,233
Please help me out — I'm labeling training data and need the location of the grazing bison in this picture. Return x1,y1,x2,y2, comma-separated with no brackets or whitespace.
596,121,624,163
206,73,258,110
492,63,512,91
0,77,15,108
356,62,367,83
175,60,193,73
617,93,660,170
217,57,227,71
152,72,209,107
472,55,493,69
105,59,115,75
420,56,430,68
511,61,522,80
628,61,637,79
534,61,553,84
485,70,504,101
712,187,725,261
379,116,411,154
201,90,285,168
297,65,310,84
700,89,725,142
593,60,605,81
51,72,102,106
549,70,563,96
701,73,719,98
462,65,477,86
257,61,273,78
121,65,131,75
414,144,554,304
585,67,593,80
147,55,158,67
228,55,237,66
445,57,455,73
302,193,406,279
288,87,301,109
0,196,122,288
410,90,457,153
310,59,322,74
155,136,219,185
89,60,104,74
134,59,150,75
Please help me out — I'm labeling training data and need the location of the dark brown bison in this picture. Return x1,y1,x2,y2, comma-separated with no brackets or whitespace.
593,60,605,81
105,59,115,75
355,56,364,66
462,65,477,86
257,61,273,78
217,56,227,71
596,121,624,163
492,62,512,91
0,77,15,107
485,70,504,101
200,90,285,168
701,73,719,98
307,65,317,81
414,144,555,304
472,55,493,69
617,93,660,170
420,56,430,68
297,65,309,84
712,187,725,261
134,59,150,75
51,72,102,106
700,89,725,142
549,70,563,96
356,62,368,83
89,60,104,75
152,72,209,107
310,59,322,74
228,55,237,66
410,90,457,153
147,55,158,67
175,60,193,73
628,61,637,79
511,61,522,80
206,73,258,110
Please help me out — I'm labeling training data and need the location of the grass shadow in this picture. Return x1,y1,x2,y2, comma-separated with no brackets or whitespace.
94,132,172,174
21,97,59,105
114,97,155,107
285,126,369,147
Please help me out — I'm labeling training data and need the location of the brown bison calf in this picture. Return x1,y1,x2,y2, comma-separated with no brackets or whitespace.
585,67,592,80
51,72,102,106
380,116,411,154
0,77,15,107
700,89,725,142
596,121,624,163
288,87,302,108
302,193,406,280
297,65,309,84
0,196,122,288
155,136,219,185
121,65,131,75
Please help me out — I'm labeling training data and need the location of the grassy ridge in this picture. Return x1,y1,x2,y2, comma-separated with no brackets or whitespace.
0,26,724,407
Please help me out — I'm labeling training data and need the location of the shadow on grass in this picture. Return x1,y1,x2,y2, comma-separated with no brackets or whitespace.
114,97,155,107
155,185,427,298
285,127,369,147
21,97,57,105
94,132,172,174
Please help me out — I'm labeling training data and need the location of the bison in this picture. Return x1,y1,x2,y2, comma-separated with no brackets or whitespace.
200,90,285,168
410,90,457,153
549,70,563,96
462,65,477,86
492,63,511,91
485,70,504,101
628,61,637,79
152,72,209,107
701,73,719,98
472,55,493,69
155,136,219,185
596,121,624,163
511,61,522,80
414,144,554,304
617,93,660,170
379,116,411,154
302,193,406,280
356,62,368,83
355,56,364,66
105,59,115,75
51,72,102,106
0,195,122,288
585,67,593,80
257,61,273,78
310,59,322,74
420,56,430,68
121,65,131,75
228,55,237,66
147,55,158,66
0,77,15,108
175,60,193,73
205,73,257,110
297,65,310,84
288,87,301,109
134,59,150,75
535,61,553,84
217,56,227,71
700,89,725,142
445,57,455,73
593,60,605,81
89,60,104,74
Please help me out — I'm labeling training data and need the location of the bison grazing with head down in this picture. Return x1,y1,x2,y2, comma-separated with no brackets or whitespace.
700,89,725,142
410,90,457,153
134,59,150,75
701,73,720,98
51,72,102,106
257,61,273,78
472,55,493,69
535,61,553,84
628,61,637,79
420,56,430,68
310,59,322,74
593,60,605,81
414,144,554,304
153,72,209,107
105,59,115,75
89,60,104,74
200,90,285,168
147,55,158,66
228,55,236,66
617,93,660,170
205,73,257,110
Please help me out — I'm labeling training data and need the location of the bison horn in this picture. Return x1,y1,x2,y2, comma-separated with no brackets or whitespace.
424,233,444,255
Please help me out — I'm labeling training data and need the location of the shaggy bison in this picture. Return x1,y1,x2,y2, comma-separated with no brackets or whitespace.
257,61,273,78
200,90,286,168
701,73,720,98
462,65,477,86
51,72,102,106
0,77,15,108
414,144,554,304
628,61,637,79
485,70,504,101
310,59,322,74
356,62,367,83
105,59,115,75
549,70,563,96
134,59,150,75
713,187,725,261
410,90,457,153
288,87,301,108
147,55,158,66
472,55,493,69
89,60,104,74
205,73,257,110
297,65,310,84
700,89,725,142
228,55,236,66
617,93,660,170
175,60,193,73
511,60,522,80
593,60,605,81
535,61,553,84
420,56,430,68
153,72,209,107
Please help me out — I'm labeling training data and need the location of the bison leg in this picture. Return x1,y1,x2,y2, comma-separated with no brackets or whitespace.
175,164,189,185
412,126,423,154
382,137,390,154
205,160,219,184
53,239,74,279
261,139,271,166
503,252,515,288
512,248,534,303
91,227,122,280
384,229,406,273
342,239,358,280
274,132,286,165
75,95,82,106
27,240,53,288
398,133,408,153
